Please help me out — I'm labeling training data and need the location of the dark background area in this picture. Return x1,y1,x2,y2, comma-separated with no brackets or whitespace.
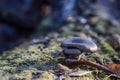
0,0,120,53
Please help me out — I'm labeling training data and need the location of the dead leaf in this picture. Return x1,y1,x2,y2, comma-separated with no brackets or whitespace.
54,63,72,74
106,64,120,74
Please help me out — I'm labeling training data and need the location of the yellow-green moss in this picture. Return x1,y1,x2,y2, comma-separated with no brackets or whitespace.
10,69,37,80
0,40,62,79
36,71,57,80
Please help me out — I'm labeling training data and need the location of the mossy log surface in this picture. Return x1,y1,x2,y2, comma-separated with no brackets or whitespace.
0,28,120,80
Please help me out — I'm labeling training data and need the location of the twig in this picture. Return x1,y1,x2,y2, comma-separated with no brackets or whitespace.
69,61,120,78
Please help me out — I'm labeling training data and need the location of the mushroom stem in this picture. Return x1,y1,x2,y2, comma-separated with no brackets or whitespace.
79,52,85,60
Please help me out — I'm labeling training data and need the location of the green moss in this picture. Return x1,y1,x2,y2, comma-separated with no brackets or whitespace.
62,76,71,80
87,31,120,62
37,71,57,80
0,32,118,80
0,40,62,79
98,38,116,55
10,69,37,80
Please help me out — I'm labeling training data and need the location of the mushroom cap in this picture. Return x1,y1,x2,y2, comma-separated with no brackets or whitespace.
61,37,98,52
63,48,81,54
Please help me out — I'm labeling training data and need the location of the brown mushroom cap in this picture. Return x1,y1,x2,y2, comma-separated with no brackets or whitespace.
61,37,98,52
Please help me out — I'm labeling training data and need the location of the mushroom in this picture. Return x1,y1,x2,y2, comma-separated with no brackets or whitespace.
107,34,120,49
61,37,98,63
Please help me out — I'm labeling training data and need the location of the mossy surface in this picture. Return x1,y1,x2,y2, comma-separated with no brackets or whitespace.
0,10,120,80
0,32,119,80
0,40,62,80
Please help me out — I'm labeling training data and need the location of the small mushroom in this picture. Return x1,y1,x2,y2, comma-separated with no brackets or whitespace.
61,37,98,52
107,34,120,49
61,37,98,63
